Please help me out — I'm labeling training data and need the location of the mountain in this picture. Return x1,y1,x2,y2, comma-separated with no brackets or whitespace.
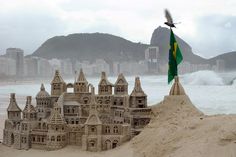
31,26,236,71
31,27,206,64
208,51,236,70
31,33,148,61
150,26,207,64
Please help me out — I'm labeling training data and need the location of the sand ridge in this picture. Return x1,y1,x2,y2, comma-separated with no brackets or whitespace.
132,95,236,157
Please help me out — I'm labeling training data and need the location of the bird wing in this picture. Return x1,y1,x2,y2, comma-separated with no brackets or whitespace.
165,9,173,23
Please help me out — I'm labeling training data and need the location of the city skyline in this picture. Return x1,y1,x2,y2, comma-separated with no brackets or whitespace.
0,0,236,58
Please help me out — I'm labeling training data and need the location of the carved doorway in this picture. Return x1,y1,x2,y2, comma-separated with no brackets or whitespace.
10,133,14,145
112,140,118,149
105,140,111,150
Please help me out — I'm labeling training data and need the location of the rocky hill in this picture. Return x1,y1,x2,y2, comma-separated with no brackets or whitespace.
150,26,207,64
31,33,148,61
31,26,236,71
31,27,207,63
208,51,236,70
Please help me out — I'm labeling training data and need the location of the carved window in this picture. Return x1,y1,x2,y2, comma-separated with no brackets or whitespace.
113,126,118,134
105,126,110,133
57,136,61,141
98,100,102,104
89,140,95,147
91,126,96,132
42,123,46,129
105,86,108,92
51,136,55,141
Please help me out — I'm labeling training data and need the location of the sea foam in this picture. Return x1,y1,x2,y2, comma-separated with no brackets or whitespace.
182,70,224,85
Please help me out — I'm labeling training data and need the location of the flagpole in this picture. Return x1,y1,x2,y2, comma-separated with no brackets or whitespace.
171,28,178,78
74,70,77,82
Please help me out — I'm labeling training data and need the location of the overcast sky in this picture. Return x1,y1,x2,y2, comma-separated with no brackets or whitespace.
0,0,236,58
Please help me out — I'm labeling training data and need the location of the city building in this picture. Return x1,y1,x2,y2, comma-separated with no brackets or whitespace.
0,57,16,76
3,69,151,151
145,46,159,73
216,59,225,72
119,61,148,75
24,57,38,77
37,58,52,77
61,59,73,76
6,48,24,77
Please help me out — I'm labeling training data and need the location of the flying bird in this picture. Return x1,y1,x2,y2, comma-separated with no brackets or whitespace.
164,9,179,28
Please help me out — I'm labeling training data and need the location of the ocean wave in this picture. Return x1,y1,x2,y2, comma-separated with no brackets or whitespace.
182,70,224,85
232,79,236,86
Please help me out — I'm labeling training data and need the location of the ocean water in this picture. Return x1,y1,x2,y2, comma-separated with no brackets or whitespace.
0,70,236,115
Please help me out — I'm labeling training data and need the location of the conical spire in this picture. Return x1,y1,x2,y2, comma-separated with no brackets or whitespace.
36,83,50,98
48,102,65,124
169,76,186,95
85,86,102,125
77,68,88,82
131,77,146,96
99,71,113,86
90,85,97,113
115,73,128,85
51,70,65,84
7,93,21,112
40,83,45,91
23,96,36,113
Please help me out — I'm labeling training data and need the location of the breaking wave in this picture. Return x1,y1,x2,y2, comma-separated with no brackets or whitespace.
182,70,224,85
232,79,236,86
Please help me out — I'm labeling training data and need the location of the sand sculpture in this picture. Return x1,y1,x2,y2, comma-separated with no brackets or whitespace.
2,69,151,151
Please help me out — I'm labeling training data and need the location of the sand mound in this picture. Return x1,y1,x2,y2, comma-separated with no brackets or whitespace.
132,95,236,157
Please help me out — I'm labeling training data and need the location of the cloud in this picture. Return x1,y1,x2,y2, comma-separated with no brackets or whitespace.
0,0,236,57
183,15,236,58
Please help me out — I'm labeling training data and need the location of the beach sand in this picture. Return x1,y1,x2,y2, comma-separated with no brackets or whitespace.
0,142,133,157
0,115,6,142
132,95,236,157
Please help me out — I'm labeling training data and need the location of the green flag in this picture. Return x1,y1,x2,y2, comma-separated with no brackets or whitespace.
168,29,183,84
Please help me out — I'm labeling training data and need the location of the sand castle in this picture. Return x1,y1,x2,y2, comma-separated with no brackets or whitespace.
2,69,151,151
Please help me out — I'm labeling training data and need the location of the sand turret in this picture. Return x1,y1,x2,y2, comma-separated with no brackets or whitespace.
169,76,186,95
130,77,147,108
77,68,88,83
51,70,66,97
23,96,36,120
7,93,22,121
130,77,146,97
98,71,113,95
114,73,128,95
74,68,89,93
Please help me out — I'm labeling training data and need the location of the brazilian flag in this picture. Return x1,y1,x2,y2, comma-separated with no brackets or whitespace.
168,29,183,84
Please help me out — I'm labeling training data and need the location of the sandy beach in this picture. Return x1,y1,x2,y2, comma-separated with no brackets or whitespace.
0,115,6,142
132,95,236,157
0,142,134,157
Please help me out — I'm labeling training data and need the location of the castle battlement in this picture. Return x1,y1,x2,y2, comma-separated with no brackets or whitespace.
2,69,151,151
